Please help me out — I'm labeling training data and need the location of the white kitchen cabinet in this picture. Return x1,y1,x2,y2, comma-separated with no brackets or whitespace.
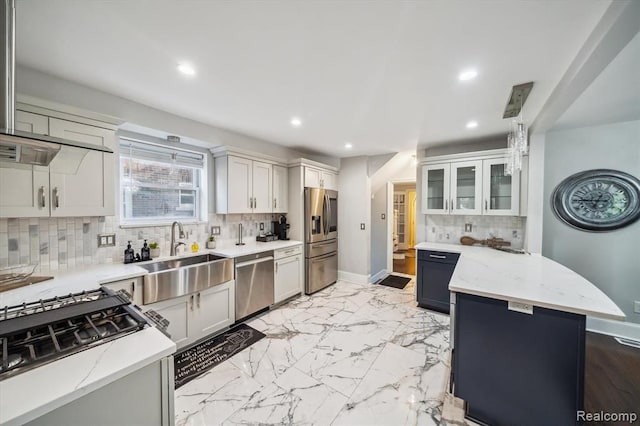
450,160,483,215
274,246,303,303
146,295,191,348
48,118,116,217
272,165,288,213
421,150,523,216
0,110,116,218
190,280,235,338
215,155,273,214
0,111,50,218
101,276,143,306
304,166,338,190
482,157,520,216
252,161,273,213
143,280,235,349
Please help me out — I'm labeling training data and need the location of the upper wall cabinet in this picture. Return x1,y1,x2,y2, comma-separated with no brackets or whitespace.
214,152,287,214
304,166,338,190
0,110,117,218
421,150,525,217
272,165,288,213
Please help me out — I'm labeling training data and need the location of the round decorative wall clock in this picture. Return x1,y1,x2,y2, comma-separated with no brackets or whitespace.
551,169,640,232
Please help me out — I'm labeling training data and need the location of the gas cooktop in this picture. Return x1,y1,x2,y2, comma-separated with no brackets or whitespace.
0,288,149,381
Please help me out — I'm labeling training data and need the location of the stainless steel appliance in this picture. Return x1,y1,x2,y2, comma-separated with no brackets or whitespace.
0,288,161,380
235,251,274,321
304,187,338,294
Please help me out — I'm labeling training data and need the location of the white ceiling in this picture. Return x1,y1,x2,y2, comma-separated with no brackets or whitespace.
15,0,610,157
552,32,640,130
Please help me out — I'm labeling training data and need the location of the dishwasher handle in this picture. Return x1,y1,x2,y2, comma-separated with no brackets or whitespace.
236,256,274,268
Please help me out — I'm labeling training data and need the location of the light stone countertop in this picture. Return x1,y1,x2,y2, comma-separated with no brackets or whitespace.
414,242,624,320
209,239,303,258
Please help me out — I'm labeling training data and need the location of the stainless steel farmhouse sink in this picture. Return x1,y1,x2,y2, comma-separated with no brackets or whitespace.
141,254,233,304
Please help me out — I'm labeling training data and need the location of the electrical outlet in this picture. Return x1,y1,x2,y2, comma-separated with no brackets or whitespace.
634,301,640,314
97,233,116,247
465,223,472,232
211,226,221,235
360,223,365,230
512,230,518,238
259,222,264,231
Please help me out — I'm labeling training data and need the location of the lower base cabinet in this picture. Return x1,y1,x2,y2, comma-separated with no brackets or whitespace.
274,248,303,304
416,250,459,314
26,358,174,426
144,280,235,350
453,292,585,426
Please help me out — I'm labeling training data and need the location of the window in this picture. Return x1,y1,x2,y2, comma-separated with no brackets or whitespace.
120,138,206,224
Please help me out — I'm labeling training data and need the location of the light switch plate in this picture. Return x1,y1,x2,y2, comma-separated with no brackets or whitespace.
508,301,533,315
259,223,264,231
360,223,365,230
381,213,385,220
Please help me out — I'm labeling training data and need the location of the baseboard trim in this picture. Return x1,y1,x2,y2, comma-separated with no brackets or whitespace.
338,270,370,285
370,269,388,284
587,317,640,340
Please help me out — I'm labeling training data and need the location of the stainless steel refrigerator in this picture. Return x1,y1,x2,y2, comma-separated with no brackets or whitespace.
304,187,338,294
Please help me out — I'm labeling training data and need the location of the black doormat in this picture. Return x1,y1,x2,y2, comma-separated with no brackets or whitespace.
174,323,265,389
378,274,411,289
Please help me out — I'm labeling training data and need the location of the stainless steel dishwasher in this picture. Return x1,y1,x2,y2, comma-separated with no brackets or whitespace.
235,251,274,321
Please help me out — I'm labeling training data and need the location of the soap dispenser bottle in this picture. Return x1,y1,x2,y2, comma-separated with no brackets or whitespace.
141,239,151,261
124,241,135,264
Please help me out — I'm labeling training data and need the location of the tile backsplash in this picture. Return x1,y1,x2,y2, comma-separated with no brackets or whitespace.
425,215,526,249
0,213,285,273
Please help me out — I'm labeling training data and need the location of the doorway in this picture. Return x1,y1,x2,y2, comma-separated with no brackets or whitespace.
390,182,416,275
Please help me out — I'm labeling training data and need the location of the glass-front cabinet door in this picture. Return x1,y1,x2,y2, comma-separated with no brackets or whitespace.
482,158,520,216
450,160,483,215
422,164,450,214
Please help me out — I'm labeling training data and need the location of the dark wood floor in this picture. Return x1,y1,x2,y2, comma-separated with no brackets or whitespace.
392,248,416,275
585,332,640,424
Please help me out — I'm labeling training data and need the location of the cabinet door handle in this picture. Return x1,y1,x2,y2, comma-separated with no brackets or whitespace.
273,198,277,209
197,292,201,309
445,200,447,211
190,295,194,311
249,198,252,209
53,187,60,208
131,282,135,301
275,262,278,274
485,200,488,211
429,254,447,259
450,199,453,211
39,186,46,208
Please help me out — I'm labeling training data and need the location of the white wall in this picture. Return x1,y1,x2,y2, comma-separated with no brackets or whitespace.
542,120,640,324
338,156,371,282
370,185,388,279
525,133,545,253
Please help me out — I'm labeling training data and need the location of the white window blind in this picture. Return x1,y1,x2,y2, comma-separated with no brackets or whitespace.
120,138,205,223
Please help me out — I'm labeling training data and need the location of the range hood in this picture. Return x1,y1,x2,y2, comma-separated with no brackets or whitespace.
0,0,113,169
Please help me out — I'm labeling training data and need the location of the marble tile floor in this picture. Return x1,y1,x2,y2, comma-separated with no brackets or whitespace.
175,278,472,425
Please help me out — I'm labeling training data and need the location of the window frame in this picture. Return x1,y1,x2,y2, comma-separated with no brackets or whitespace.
118,137,208,227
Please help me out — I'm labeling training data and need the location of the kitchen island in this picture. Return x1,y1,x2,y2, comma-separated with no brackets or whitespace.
415,242,624,426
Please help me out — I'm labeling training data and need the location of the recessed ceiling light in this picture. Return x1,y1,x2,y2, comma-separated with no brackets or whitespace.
459,69,478,81
466,121,478,129
345,143,353,149
290,117,302,127
177,63,196,76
